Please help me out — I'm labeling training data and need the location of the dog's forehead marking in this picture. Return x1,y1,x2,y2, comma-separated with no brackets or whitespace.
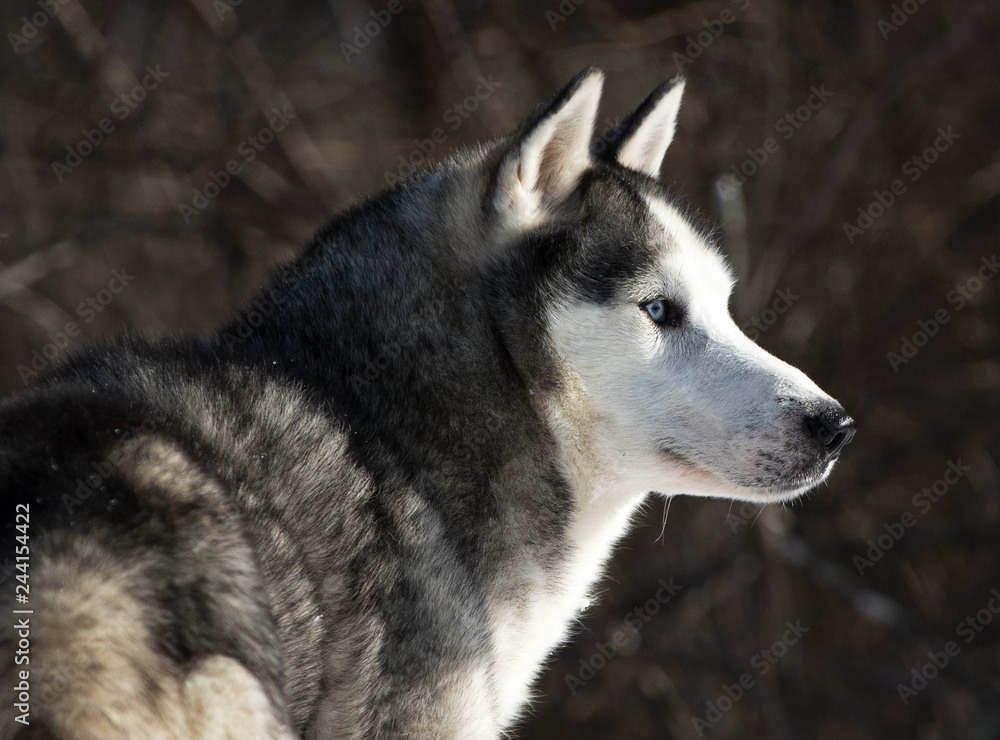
642,192,734,308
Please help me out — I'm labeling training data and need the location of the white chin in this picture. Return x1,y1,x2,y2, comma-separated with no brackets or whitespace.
732,460,838,503
652,451,836,503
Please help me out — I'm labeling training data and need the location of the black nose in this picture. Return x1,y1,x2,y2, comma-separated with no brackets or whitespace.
805,408,856,460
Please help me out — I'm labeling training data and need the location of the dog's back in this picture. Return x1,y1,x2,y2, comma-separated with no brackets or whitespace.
1,350,317,737
0,322,532,737
0,173,568,737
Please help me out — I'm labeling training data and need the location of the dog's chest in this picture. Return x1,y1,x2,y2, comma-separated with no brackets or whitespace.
487,564,591,726
485,489,646,727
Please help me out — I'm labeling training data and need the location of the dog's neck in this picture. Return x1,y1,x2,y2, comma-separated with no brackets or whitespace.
539,385,652,581
482,381,651,727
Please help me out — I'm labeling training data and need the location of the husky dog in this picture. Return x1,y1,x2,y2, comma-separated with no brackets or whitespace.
0,68,854,738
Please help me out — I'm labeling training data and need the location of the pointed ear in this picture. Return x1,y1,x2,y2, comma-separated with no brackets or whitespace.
599,76,685,178
494,68,603,226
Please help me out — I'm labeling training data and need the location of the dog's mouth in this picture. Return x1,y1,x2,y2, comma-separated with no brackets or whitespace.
654,445,839,501
759,459,837,496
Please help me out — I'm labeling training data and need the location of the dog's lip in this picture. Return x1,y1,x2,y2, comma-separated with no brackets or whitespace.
758,458,837,496
654,445,835,498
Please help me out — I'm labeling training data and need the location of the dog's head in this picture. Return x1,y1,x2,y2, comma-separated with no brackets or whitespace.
458,68,854,504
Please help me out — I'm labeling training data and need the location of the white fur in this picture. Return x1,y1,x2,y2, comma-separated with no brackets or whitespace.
615,79,685,178
184,656,298,739
486,386,650,727
487,188,844,727
483,71,844,732
494,70,603,231
544,192,838,506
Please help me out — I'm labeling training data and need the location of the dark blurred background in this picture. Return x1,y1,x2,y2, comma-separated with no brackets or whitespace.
1,0,998,738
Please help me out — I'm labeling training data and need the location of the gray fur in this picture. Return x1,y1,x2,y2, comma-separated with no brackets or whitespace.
0,68,852,738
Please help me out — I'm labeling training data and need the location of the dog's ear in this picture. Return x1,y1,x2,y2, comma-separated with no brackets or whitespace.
494,67,603,226
598,76,685,179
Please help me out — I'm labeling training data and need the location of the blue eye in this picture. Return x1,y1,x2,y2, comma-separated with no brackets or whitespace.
645,300,666,322
642,299,682,327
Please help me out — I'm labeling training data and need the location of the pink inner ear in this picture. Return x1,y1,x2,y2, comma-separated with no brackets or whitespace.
537,128,575,198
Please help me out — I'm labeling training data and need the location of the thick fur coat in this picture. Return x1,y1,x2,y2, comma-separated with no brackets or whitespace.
0,69,853,738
